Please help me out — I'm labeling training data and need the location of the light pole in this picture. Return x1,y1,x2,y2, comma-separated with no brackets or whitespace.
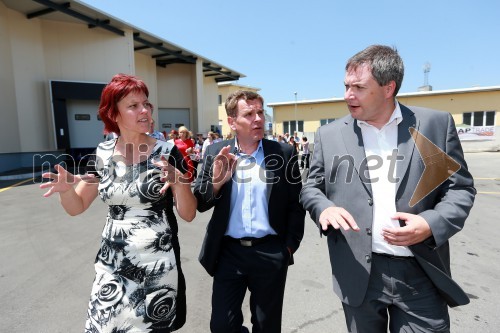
294,92,297,134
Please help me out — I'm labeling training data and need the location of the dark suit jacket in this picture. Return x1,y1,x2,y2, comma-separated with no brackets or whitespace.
194,138,306,276
300,104,476,307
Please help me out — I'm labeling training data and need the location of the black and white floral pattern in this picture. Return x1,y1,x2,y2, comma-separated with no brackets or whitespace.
84,139,187,333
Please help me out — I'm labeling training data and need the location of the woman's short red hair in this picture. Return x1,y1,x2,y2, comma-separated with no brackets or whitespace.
99,73,149,135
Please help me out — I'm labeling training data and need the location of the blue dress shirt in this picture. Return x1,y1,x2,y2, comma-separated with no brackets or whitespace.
225,140,276,238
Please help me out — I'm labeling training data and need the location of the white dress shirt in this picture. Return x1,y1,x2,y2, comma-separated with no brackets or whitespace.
358,102,413,257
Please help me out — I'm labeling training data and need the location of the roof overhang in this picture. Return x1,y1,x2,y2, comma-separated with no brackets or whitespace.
2,0,244,82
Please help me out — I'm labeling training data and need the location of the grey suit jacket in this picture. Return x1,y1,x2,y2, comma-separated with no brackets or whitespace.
300,104,475,307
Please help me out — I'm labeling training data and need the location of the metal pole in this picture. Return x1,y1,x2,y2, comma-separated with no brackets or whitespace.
294,92,297,133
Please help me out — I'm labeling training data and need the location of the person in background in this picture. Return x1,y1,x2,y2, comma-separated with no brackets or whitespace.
148,119,166,141
40,73,196,332
293,131,300,145
201,131,215,159
196,133,205,146
174,126,195,182
194,90,305,333
288,136,299,154
300,44,476,332
213,132,222,143
300,136,310,170
189,130,196,146
190,130,201,179
168,129,179,144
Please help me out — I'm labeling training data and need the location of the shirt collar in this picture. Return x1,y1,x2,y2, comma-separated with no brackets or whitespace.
358,99,403,128
234,137,263,156
392,100,403,125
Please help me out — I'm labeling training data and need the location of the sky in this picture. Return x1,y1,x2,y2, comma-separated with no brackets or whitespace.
80,0,500,114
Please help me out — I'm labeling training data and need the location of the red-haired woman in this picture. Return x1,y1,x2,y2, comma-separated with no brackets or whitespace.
40,73,196,332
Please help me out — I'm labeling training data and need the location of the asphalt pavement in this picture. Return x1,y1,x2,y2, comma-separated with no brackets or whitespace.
0,152,499,332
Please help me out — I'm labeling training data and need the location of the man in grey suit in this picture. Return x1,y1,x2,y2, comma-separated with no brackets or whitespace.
300,45,475,332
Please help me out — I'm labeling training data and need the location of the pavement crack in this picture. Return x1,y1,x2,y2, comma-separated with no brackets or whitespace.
289,309,338,333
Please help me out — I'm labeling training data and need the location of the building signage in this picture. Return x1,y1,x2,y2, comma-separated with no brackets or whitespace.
457,125,495,141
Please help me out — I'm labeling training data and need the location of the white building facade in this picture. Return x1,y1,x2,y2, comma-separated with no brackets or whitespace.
0,0,244,172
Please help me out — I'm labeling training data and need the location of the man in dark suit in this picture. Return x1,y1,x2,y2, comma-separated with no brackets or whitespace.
194,90,305,333
300,45,475,332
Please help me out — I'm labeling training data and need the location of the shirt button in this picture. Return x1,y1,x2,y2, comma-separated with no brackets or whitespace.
368,198,373,206
365,254,371,263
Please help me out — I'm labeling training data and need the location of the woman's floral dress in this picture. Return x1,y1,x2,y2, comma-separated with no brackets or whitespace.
84,139,188,333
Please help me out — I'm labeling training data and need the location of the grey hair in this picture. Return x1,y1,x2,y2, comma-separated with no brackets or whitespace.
346,44,404,96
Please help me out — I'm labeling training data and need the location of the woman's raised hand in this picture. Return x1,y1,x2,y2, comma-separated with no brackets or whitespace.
40,164,95,197
153,155,189,194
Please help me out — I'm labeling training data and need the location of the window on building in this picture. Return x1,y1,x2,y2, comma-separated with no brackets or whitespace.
486,111,496,126
282,120,303,133
463,111,495,126
463,113,471,125
283,121,289,134
320,118,336,126
473,111,484,126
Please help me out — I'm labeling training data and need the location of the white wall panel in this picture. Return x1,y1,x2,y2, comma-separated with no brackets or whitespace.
0,2,20,153
7,9,48,152
41,20,134,82
157,64,194,111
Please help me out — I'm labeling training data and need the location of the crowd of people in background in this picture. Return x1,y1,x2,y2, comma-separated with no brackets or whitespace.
143,118,312,177
156,128,312,174
105,101,312,182
270,131,311,171
145,118,310,171
144,123,235,181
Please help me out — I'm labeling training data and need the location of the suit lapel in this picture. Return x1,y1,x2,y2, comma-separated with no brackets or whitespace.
222,138,237,197
262,139,276,202
227,138,237,154
341,117,372,196
395,105,418,193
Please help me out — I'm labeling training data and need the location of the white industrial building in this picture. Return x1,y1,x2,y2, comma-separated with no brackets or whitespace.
0,0,244,172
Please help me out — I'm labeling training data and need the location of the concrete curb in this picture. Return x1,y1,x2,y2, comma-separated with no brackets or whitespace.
0,171,42,181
